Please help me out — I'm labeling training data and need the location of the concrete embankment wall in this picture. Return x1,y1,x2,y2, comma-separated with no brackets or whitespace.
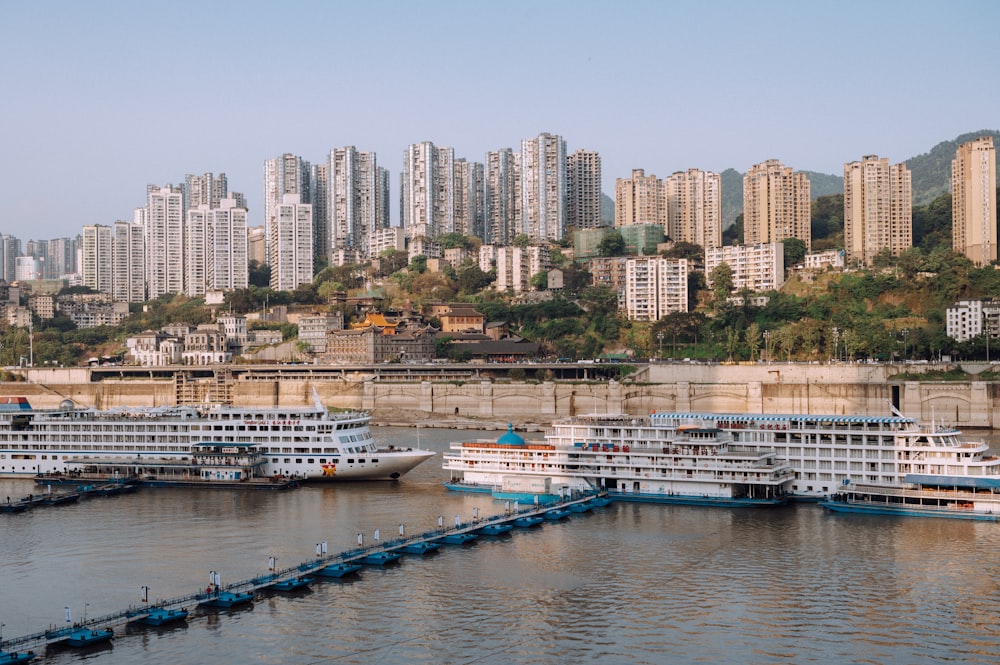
4,363,999,428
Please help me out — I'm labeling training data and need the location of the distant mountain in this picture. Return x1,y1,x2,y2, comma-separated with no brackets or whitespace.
906,129,1000,205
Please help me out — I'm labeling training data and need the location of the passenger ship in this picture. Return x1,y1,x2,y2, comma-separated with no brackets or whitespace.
0,395,434,482
443,416,795,506
445,408,1000,511
653,409,1000,502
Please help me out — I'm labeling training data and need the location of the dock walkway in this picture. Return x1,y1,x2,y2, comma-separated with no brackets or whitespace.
0,493,610,657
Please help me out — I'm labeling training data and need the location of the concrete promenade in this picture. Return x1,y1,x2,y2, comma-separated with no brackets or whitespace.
5,361,1000,429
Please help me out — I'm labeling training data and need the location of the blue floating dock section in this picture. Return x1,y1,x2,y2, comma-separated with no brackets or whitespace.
1,492,611,656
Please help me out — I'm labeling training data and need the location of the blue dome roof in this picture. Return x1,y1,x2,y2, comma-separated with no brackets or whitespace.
497,423,525,446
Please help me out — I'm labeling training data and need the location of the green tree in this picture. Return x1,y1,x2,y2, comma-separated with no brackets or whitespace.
745,322,761,361
513,234,531,248
661,241,703,261
782,237,807,268
597,231,626,257
248,260,271,288
530,271,548,290
456,262,494,295
709,262,734,305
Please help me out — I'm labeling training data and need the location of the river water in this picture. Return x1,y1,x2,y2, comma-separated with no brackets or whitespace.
2,426,1000,665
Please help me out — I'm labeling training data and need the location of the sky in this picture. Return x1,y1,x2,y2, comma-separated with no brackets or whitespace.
1,0,998,239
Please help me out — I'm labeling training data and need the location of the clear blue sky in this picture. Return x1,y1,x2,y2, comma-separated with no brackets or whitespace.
1,0,997,239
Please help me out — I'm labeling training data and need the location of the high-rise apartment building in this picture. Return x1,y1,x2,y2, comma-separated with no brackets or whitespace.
743,159,811,249
0,234,22,283
519,133,566,242
843,155,912,266
665,168,722,250
264,154,311,263
145,185,185,298
401,142,454,240
112,221,145,303
311,162,330,260
46,237,75,278
567,149,602,230
325,147,384,260
81,224,113,294
454,158,485,239
484,148,518,245
269,194,313,292
185,205,211,297
184,172,228,210
207,195,249,292
624,257,689,321
952,136,998,266
615,169,666,227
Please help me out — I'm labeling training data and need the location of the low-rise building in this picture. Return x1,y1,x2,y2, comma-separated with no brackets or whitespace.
705,242,784,293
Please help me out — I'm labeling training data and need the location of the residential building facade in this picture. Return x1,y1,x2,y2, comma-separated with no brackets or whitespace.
843,155,912,266
624,257,689,321
705,242,785,293
743,159,811,249
952,136,998,266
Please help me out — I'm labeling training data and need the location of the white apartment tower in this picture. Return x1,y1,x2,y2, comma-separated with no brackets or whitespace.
484,148,518,245
567,149,602,230
111,221,145,303
705,243,785,293
145,185,185,298
81,224,113,294
269,194,313,291
185,205,210,297
952,136,998,266
327,147,383,259
454,158,485,239
843,155,912,267
207,195,249,292
401,142,454,241
665,168,722,250
519,133,566,242
184,172,228,210
264,154,311,262
743,159,811,249
615,169,666,227
624,257,689,321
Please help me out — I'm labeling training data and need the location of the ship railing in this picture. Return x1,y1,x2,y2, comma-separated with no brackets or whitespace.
847,483,996,501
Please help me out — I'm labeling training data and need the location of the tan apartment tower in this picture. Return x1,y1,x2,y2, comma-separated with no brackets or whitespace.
665,168,722,251
615,169,666,227
843,155,912,267
952,137,997,266
743,159,811,249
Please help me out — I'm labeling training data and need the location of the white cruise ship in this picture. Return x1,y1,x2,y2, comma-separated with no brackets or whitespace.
653,410,999,500
445,409,1000,505
0,395,434,482
444,415,795,506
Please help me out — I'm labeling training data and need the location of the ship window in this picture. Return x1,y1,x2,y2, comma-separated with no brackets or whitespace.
371,459,378,464
348,459,355,464
283,458,290,464
296,459,302,464
319,458,326,464
308,458,314,464
272,458,278,463
358,459,365,464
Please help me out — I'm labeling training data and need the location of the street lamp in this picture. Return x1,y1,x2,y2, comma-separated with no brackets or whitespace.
763,331,771,364
901,328,909,362
656,331,664,361
832,327,840,362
